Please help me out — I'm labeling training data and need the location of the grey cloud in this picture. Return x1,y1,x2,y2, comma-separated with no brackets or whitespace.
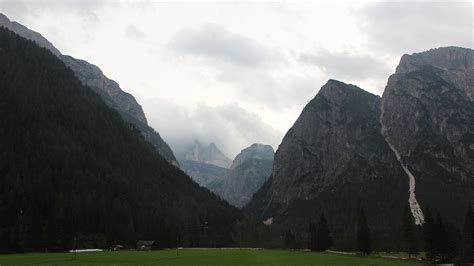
299,50,392,80
143,99,282,159
126,24,146,39
0,0,105,24
357,1,473,54
217,65,320,111
169,24,273,67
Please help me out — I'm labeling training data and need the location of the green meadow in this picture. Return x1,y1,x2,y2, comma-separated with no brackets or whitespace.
0,249,422,265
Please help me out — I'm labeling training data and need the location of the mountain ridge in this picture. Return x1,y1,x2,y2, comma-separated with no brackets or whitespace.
246,46,474,249
0,13,178,165
211,143,274,208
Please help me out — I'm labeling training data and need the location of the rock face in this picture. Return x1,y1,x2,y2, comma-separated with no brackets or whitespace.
0,13,61,56
246,80,409,249
180,142,274,208
246,47,474,250
179,141,231,187
179,160,227,188
0,13,178,165
182,141,232,169
211,144,274,208
381,47,474,224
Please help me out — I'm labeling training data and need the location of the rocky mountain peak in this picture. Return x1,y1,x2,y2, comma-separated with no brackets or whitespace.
246,79,409,249
231,143,274,170
381,46,474,225
0,14,61,56
317,79,377,107
396,47,474,74
0,13,9,23
184,141,232,168
210,143,274,208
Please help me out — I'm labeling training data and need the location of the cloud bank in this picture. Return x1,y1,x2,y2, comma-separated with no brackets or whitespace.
143,99,282,159
2,1,471,158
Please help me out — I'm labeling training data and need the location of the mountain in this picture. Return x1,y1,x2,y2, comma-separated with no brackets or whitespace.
210,144,274,208
0,27,241,251
181,141,232,169
246,47,474,250
0,13,178,166
179,160,228,188
381,47,474,225
179,142,274,208
178,141,232,186
245,80,409,249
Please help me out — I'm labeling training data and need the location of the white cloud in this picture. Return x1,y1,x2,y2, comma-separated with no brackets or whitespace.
125,24,146,39
299,49,392,80
169,24,277,67
143,99,282,158
2,1,471,157
356,1,473,55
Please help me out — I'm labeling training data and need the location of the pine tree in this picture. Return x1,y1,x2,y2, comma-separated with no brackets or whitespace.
315,213,332,251
434,213,449,262
308,222,317,251
423,208,436,261
462,204,474,263
283,229,296,249
357,209,372,255
402,207,418,259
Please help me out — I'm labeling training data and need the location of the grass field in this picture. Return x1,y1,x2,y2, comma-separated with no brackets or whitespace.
0,249,422,265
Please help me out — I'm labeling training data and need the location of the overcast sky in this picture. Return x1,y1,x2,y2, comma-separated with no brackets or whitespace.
1,0,472,158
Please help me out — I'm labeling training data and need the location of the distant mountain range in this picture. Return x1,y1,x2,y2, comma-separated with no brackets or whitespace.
179,142,274,208
0,13,178,166
246,47,474,250
180,141,233,169
210,144,274,208
1,12,472,253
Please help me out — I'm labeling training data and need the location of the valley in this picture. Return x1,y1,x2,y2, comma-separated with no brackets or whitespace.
0,3,472,265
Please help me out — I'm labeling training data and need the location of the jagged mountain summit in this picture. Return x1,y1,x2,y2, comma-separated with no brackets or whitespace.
210,144,274,208
381,47,474,224
179,160,228,188
246,47,474,250
182,141,233,169
0,13,178,166
246,80,409,249
178,141,231,187
179,142,274,207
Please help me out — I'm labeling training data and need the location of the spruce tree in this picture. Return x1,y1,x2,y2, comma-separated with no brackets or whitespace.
434,213,448,262
423,208,436,261
283,229,296,249
357,209,372,255
462,204,474,263
315,213,332,251
308,222,317,251
402,207,418,258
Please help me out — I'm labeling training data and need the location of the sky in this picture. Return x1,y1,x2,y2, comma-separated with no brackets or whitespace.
0,0,472,158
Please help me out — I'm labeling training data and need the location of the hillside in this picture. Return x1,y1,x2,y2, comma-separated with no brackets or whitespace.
0,27,241,251
0,13,178,166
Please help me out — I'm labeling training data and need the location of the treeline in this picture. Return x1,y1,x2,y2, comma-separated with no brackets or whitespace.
241,206,473,264
0,27,241,252
422,206,474,264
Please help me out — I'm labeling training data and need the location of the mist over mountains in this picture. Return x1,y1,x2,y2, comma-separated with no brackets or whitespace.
0,7,472,260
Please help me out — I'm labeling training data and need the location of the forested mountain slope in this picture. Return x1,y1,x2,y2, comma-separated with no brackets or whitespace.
0,27,240,251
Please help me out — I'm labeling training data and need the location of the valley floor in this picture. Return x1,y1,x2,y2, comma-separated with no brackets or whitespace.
0,249,422,265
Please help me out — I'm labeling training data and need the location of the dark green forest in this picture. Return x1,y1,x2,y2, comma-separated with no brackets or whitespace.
0,27,241,251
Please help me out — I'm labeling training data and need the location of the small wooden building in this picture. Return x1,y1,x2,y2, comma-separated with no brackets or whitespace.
136,240,154,251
